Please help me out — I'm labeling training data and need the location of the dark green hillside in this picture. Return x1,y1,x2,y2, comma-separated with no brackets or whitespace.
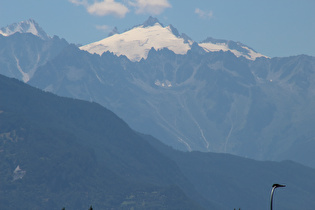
0,74,204,209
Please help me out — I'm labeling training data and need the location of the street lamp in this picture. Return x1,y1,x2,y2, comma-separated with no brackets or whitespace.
270,184,286,210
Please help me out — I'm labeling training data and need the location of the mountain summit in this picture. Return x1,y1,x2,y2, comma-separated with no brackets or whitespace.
80,17,191,61
108,27,119,37
0,19,50,40
80,17,266,61
142,16,163,27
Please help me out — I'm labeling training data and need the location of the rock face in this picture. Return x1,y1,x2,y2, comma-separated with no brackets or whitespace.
0,33,68,82
29,44,315,168
0,19,50,40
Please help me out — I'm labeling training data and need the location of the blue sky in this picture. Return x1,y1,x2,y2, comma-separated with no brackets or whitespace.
1,0,314,57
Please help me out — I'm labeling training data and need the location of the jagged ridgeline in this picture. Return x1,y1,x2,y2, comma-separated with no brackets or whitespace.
1,18,315,169
2,17,315,209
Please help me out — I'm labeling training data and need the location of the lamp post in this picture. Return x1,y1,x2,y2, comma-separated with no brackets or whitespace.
270,184,286,210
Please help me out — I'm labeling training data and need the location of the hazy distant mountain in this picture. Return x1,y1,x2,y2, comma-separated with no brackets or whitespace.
2,74,315,209
0,32,68,82
0,19,50,40
80,17,266,61
80,17,193,61
29,44,315,168
2,18,315,168
0,19,69,82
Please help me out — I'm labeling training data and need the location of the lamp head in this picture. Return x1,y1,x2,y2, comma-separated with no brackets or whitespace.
272,184,286,188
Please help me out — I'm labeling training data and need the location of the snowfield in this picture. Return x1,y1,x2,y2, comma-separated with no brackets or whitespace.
80,23,191,61
80,20,267,62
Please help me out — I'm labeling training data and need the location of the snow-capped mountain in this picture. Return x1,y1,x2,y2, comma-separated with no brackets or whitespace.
0,19,50,40
80,17,193,61
199,37,267,60
0,19,68,82
81,17,266,61
3,17,315,169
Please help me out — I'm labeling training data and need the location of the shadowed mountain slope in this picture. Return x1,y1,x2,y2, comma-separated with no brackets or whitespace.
0,74,207,209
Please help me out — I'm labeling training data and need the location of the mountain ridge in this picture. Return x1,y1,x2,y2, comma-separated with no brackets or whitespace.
28,44,315,168
142,16,163,27
80,18,191,62
1,18,267,61
2,73,315,210
2,19,315,168
80,17,266,61
0,32,68,82
0,19,50,40
0,73,208,209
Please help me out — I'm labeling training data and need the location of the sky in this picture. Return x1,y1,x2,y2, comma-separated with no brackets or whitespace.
0,0,314,58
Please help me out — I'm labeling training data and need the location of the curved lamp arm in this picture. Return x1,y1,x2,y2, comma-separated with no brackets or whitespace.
270,184,286,210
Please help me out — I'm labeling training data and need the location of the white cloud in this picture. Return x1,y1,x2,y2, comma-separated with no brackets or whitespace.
69,0,88,6
88,0,129,18
129,0,171,15
195,8,213,19
69,0,129,18
95,25,110,32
